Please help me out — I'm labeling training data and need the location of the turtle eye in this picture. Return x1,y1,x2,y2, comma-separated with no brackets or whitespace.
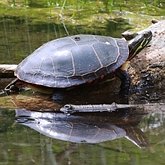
143,33,149,38
143,31,152,39
74,36,80,41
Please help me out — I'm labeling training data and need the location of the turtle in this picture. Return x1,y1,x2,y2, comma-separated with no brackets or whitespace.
5,31,152,96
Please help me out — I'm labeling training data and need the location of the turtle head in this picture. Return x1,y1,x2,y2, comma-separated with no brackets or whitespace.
128,30,152,60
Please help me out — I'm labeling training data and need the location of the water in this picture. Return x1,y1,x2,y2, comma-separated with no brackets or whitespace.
0,106,165,165
0,1,165,164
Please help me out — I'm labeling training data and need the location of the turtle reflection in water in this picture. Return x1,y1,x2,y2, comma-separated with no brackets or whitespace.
6,31,152,97
16,109,148,148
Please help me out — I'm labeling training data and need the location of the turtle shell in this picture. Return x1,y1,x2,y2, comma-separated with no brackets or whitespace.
15,35,129,88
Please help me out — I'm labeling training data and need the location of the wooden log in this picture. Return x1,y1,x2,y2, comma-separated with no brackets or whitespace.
0,64,17,78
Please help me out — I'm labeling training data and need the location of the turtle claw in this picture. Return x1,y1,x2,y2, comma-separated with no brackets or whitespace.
4,78,20,94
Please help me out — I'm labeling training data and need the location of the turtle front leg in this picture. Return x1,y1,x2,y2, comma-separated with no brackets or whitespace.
116,61,131,97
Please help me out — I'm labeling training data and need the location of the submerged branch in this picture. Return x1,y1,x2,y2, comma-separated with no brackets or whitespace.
60,102,165,114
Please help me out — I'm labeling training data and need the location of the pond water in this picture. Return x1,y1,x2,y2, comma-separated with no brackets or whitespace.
0,0,165,165
0,105,165,165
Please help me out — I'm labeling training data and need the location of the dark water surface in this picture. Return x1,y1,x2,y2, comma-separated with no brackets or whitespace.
0,1,165,164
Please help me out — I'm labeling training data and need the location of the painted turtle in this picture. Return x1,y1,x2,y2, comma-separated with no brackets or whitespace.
5,31,152,95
